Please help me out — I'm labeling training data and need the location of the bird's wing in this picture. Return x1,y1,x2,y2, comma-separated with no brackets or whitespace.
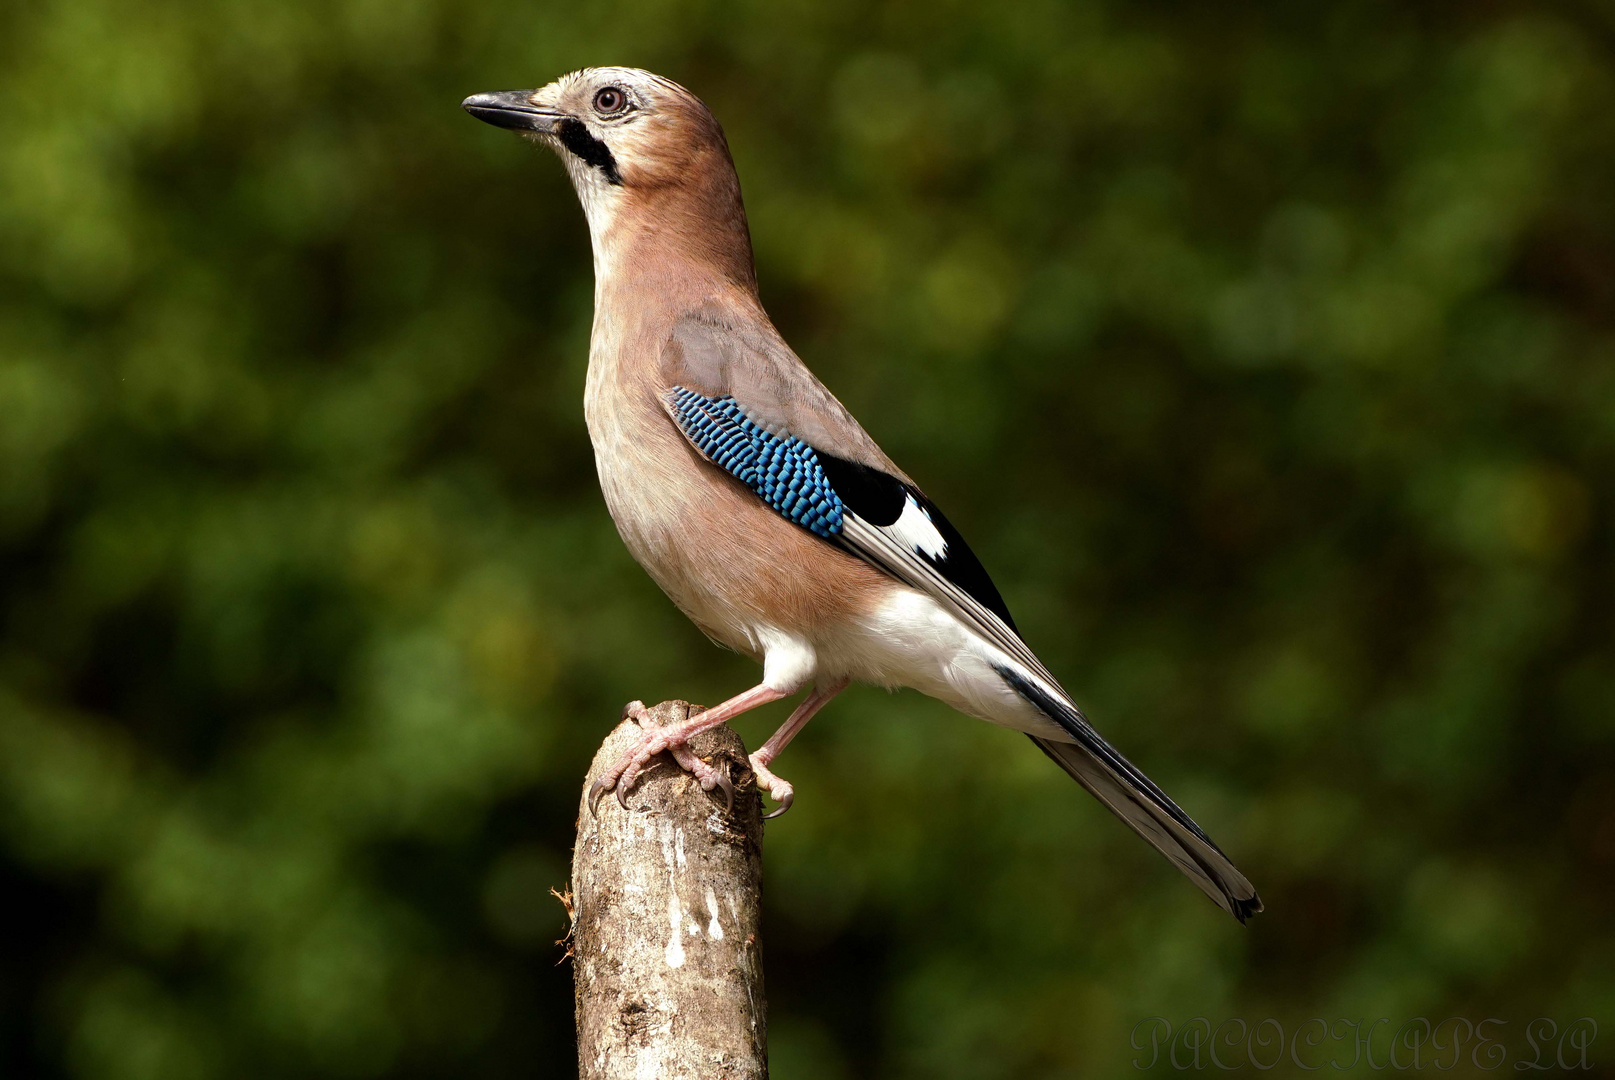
661,312,1050,672
659,321,1261,922
662,312,912,481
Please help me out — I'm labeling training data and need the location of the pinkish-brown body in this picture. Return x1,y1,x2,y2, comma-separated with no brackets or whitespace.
586,288,893,673
460,68,1262,921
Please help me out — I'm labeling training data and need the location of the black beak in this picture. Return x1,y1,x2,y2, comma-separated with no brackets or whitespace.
461,90,564,133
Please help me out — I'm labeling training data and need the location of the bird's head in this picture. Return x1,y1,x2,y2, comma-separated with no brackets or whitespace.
463,68,754,288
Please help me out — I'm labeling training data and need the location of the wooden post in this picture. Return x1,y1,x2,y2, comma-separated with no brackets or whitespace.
571,701,768,1079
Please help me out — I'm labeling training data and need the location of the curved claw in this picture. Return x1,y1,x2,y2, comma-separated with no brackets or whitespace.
614,756,647,813
712,766,735,816
587,776,611,818
761,790,794,820
750,756,795,820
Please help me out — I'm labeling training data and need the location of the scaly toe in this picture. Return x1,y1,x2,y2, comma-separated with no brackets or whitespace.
590,707,738,817
615,758,647,809
667,743,735,815
749,756,796,819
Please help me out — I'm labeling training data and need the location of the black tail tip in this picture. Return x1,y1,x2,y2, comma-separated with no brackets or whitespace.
1231,893,1264,924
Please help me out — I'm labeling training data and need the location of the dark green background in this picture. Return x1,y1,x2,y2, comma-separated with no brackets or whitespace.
2,0,1613,1076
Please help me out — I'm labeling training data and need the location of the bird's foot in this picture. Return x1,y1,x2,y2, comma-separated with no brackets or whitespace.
588,701,735,817
662,741,735,813
748,754,795,819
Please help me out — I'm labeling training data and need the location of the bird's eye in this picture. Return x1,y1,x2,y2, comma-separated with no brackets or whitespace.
593,87,627,115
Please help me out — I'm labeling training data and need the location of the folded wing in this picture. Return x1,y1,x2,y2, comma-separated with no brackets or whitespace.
660,332,1262,922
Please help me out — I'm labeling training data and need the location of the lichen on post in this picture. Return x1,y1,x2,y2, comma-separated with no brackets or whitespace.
571,701,767,1079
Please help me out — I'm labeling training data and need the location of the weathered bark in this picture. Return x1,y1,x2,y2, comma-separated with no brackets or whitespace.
572,701,767,1079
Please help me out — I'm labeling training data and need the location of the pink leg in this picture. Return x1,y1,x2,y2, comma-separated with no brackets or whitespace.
589,684,787,815
750,679,847,819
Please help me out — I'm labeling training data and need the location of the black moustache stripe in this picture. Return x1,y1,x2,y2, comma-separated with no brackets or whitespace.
557,118,623,186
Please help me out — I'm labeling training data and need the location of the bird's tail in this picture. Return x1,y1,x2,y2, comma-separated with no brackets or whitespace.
996,666,1262,923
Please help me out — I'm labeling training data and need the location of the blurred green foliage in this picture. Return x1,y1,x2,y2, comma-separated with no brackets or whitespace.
2,0,1614,1076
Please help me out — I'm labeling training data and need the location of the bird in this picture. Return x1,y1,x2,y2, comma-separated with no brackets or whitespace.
462,67,1262,922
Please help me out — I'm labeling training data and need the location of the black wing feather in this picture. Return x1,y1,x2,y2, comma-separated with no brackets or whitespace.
664,390,1262,922
817,452,1017,631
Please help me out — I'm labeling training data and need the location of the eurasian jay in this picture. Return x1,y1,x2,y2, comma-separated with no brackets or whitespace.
463,68,1262,922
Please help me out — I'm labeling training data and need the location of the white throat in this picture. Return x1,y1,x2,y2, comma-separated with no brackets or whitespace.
559,154,625,284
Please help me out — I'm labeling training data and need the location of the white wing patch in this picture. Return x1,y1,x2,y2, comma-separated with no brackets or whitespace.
887,496,948,559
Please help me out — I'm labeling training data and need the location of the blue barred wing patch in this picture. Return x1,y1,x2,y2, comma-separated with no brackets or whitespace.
669,387,846,538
